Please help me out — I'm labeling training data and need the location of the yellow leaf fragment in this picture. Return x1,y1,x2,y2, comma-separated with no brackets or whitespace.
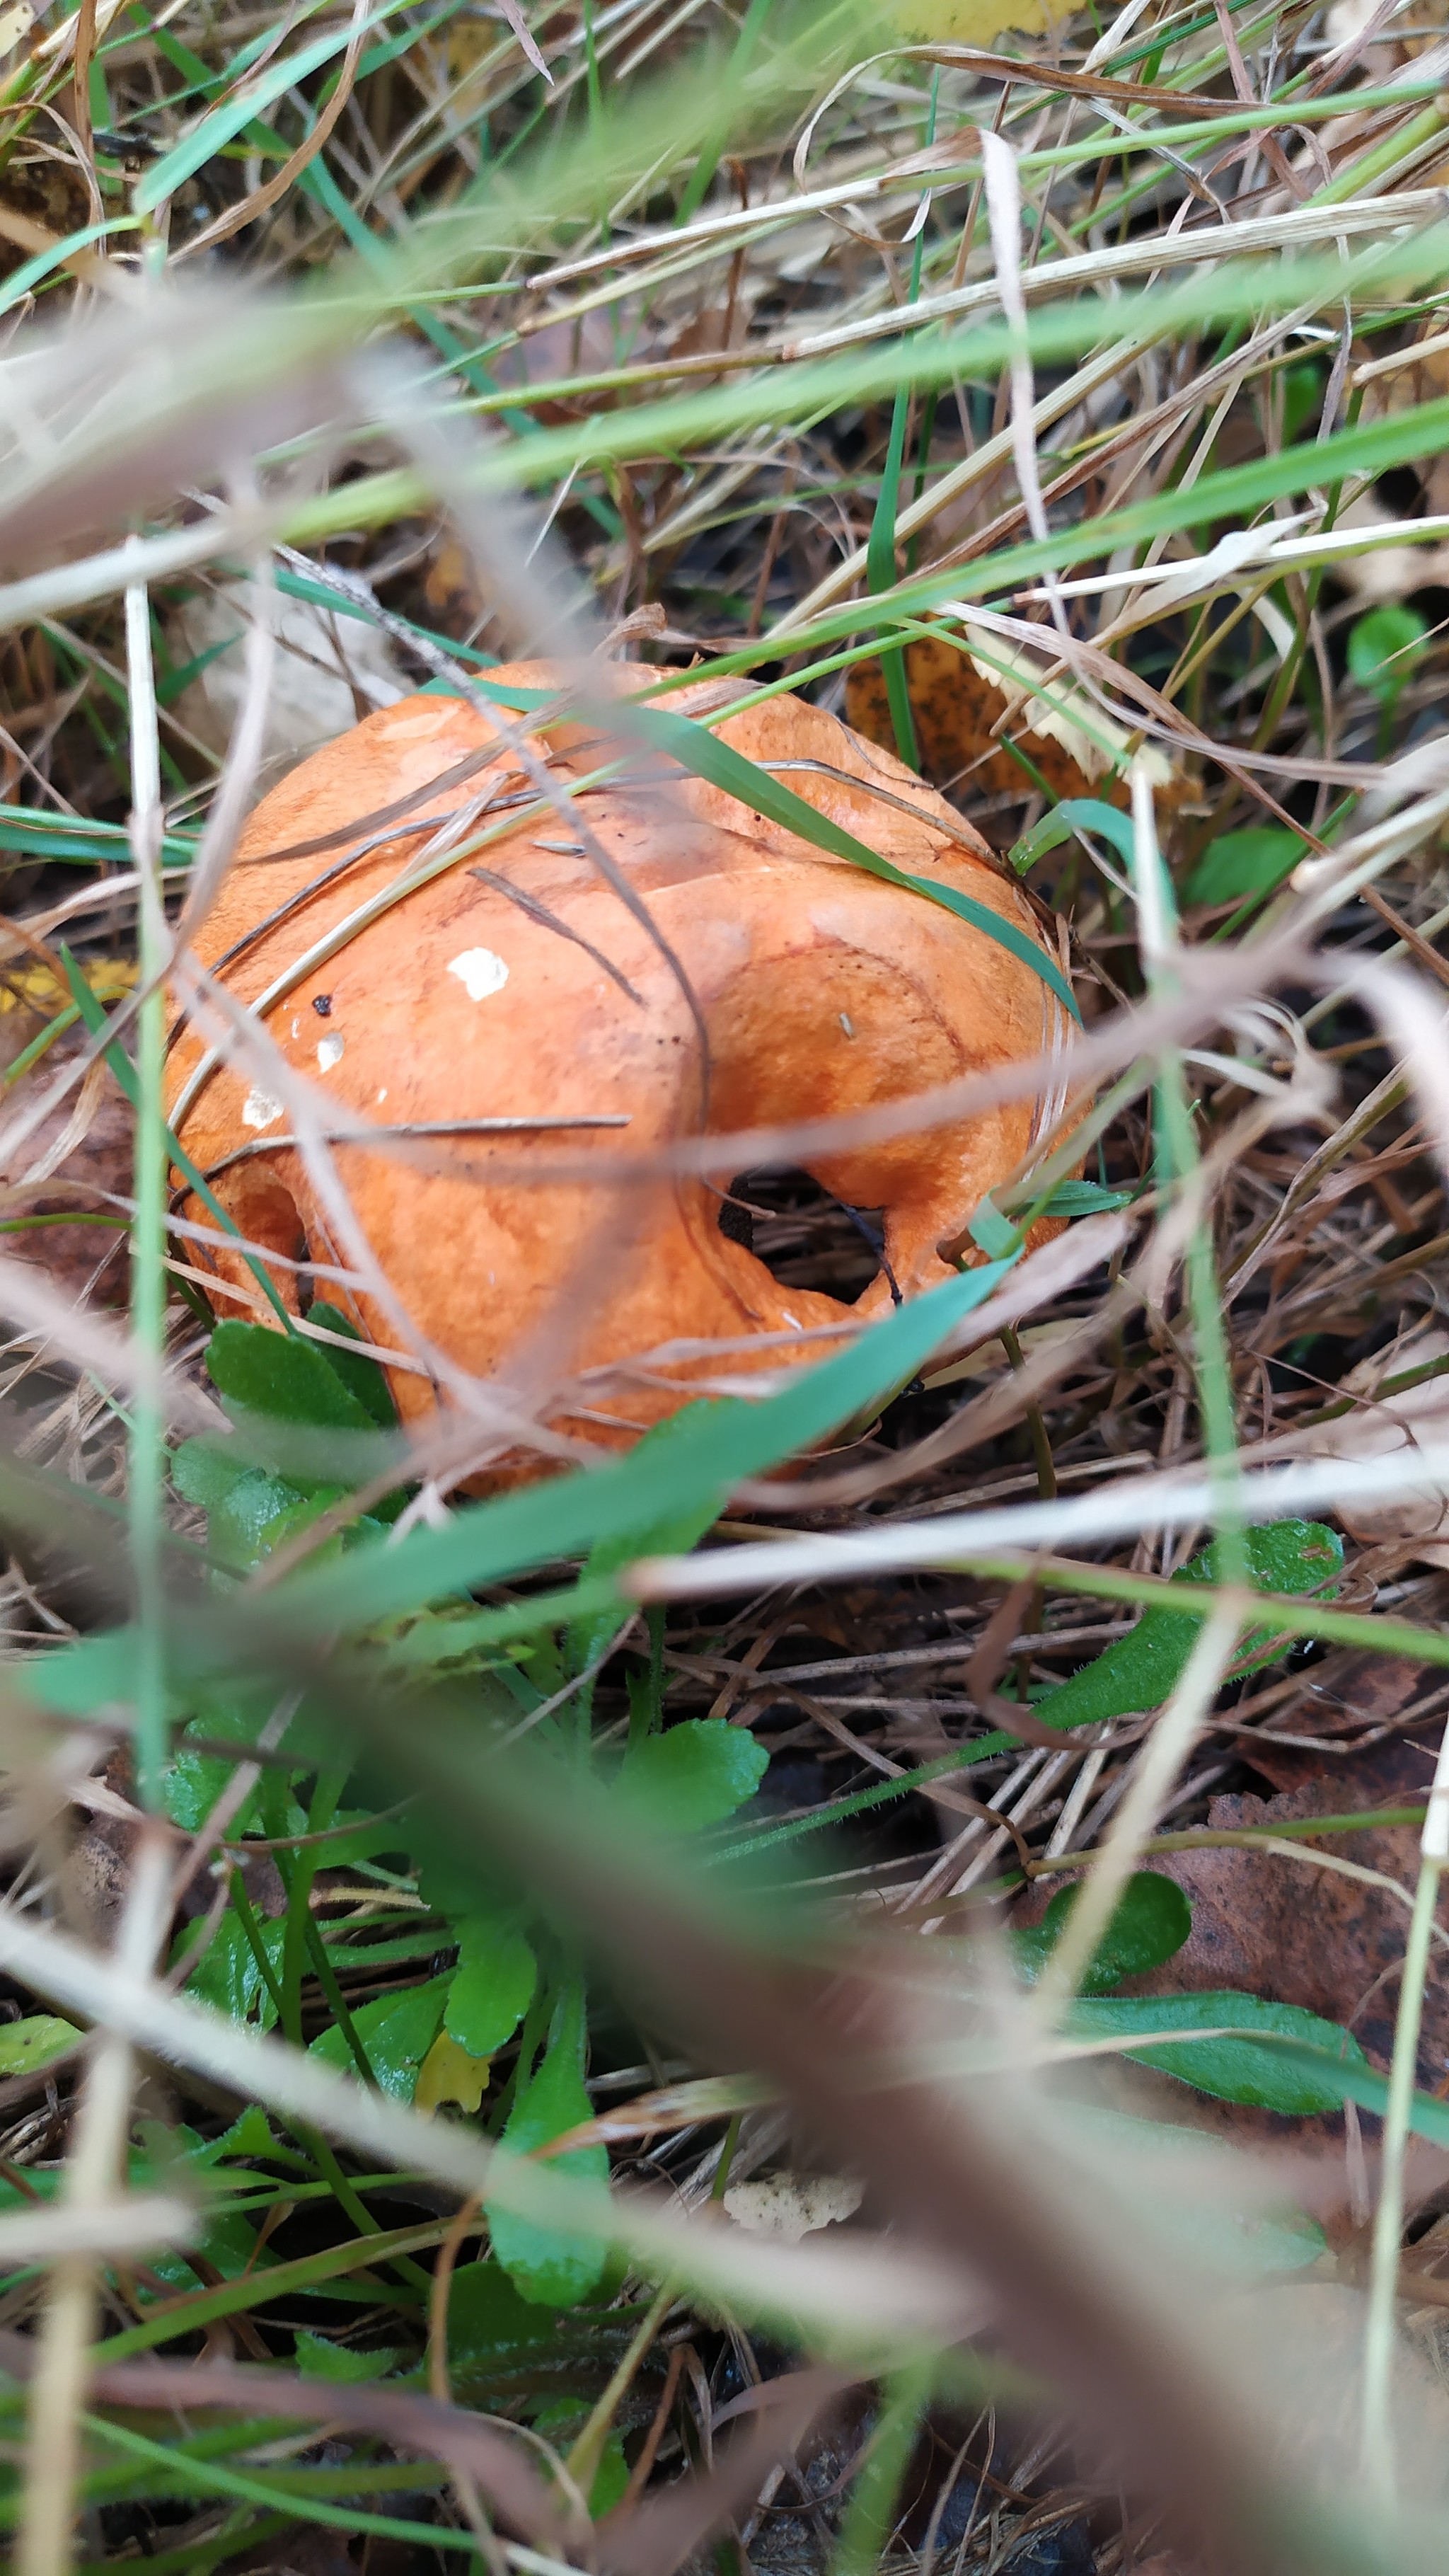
884,0,1061,39
415,2032,490,2119
0,958,135,1018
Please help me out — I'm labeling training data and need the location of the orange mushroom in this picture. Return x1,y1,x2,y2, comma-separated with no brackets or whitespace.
166,663,1073,1461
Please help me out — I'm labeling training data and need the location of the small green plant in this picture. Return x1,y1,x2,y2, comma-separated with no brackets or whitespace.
1347,601,1430,709
1182,826,1304,909
1348,600,1431,752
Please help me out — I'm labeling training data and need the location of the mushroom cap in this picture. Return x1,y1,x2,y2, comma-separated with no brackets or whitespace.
166,662,1070,1461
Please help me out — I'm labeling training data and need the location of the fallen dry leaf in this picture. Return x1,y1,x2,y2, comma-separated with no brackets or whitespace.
1242,1649,1432,1798
165,579,407,786
845,621,1179,814
1129,1733,1449,2091
0,1016,132,1307
1297,1326,1449,1567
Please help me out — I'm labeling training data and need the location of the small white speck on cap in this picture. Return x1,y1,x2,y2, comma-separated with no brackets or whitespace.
317,1034,345,1072
782,1311,800,1329
242,1088,283,1131
839,1013,855,1037
290,1016,300,1040
376,1087,388,1103
448,946,509,1001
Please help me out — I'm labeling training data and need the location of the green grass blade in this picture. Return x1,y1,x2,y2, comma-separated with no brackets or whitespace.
275,1255,1022,1635
134,8,393,212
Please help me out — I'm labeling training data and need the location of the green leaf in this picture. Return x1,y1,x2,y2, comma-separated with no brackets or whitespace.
310,1977,451,2100
175,1913,287,2031
531,2400,630,2516
0,2015,79,2076
1281,360,1324,447
587,2432,630,2519
295,2330,400,2382
306,1303,399,1429
446,2260,562,2360
282,1251,1022,1637
1063,2103,1325,2273
445,1916,537,2057
475,675,1080,1022
1183,828,1303,908
1247,2040,1449,2151
1033,1521,1341,1734
246,1488,388,1568
1034,1179,1136,1218
202,2104,281,2164
1013,1872,1191,1995
1347,601,1428,706
147,2202,272,2294
171,1435,254,1513
160,1747,260,1834
208,1468,311,1573
1073,1991,1366,2113
417,1848,515,1921
160,1674,297,1829
205,1320,379,1434
485,1985,609,2308
617,1718,769,1832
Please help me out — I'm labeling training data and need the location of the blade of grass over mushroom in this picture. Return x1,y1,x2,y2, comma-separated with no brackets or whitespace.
249,1253,1023,1633
471,679,1080,1018
6,1258,1021,1693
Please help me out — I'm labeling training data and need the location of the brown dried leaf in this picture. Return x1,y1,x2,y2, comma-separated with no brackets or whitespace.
844,624,1185,815
0,1013,131,1306
1244,1650,1433,1797
1298,1326,1449,1565
1130,1735,1449,2091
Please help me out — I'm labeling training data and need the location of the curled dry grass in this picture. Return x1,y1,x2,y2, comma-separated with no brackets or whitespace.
6,0,1449,2570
